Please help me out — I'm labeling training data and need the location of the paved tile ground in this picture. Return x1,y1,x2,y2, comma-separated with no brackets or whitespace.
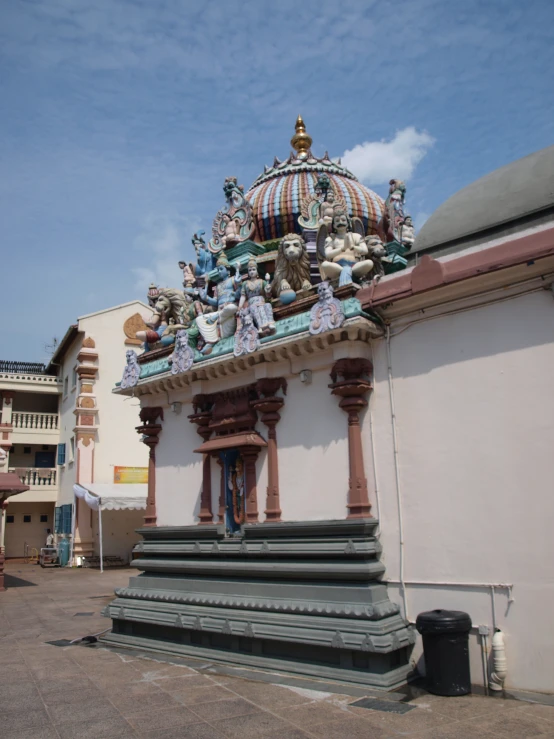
1,563,553,739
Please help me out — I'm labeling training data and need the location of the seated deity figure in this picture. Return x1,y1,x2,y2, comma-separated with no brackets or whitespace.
318,210,374,286
238,259,276,337
196,254,242,354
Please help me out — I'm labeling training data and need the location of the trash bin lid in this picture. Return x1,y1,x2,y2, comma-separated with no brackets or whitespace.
416,609,472,634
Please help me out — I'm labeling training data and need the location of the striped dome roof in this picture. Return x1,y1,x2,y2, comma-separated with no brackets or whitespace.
246,152,385,243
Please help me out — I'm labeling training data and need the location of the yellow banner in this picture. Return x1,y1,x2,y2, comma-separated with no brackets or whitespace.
114,466,148,484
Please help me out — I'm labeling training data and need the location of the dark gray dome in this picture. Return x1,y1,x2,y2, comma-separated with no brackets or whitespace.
413,145,554,256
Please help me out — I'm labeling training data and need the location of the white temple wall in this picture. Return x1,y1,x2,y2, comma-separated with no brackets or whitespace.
278,368,351,522
370,289,554,693
154,405,203,527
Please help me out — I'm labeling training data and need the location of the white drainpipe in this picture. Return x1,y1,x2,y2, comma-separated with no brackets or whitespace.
489,629,508,692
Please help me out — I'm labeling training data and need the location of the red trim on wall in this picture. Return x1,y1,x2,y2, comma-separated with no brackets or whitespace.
358,227,554,310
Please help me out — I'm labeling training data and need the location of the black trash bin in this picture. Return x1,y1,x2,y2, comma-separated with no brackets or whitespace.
416,609,472,696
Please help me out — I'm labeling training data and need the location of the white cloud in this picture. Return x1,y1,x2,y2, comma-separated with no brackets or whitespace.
131,215,199,292
341,127,435,186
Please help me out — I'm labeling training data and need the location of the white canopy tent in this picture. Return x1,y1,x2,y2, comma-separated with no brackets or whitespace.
72,483,147,572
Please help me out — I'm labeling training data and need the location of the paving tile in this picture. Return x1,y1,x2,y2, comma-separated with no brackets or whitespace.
127,705,203,732
38,675,98,696
273,700,351,727
110,689,182,716
139,723,227,739
309,716,398,738
56,716,137,739
0,727,60,739
520,702,554,723
0,680,43,701
48,697,123,725
223,680,314,709
41,686,107,707
170,685,236,705
157,674,216,691
209,711,293,738
188,696,259,721
351,699,453,732
477,709,554,738
263,730,315,739
0,689,45,713
0,707,52,732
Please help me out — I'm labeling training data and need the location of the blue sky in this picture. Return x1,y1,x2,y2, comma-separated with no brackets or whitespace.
1,0,553,361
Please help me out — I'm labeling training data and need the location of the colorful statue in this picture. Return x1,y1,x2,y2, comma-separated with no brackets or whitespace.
238,259,275,337
233,309,260,357
309,282,345,335
209,177,255,254
196,254,242,354
178,260,196,291
228,456,245,525
380,179,414,246
120,350,140,389
192,231,215,276
272,234,312,303
317,209,374,286
136,288,192,351
365,235,388,278
169,329,194,374
399,215,415,249
298,178,347,232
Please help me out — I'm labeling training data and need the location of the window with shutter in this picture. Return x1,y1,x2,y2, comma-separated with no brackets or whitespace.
57,443,66,465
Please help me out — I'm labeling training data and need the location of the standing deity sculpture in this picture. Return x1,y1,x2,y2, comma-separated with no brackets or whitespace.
228,456,245,526
191,231,216,276
399,215,415,249
120,350,141,389
380,179,414,248
209,177,255,254
196,254,242,354
238,259,275,337
271,234,312,303
309,282,345,335
365,235,388,278
316,209,374,286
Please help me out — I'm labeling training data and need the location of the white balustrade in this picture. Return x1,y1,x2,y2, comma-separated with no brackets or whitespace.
11,412,59,430
8,467,57,486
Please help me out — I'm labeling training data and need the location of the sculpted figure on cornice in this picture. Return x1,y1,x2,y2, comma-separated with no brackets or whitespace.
316,208,374,286
380,179,414,248
169,329,195,374
209,177,255,254
238,259,275,337
309,281,345,335
233,309,260,357
196,254,242,354
272,233,312,304
121,350,140,389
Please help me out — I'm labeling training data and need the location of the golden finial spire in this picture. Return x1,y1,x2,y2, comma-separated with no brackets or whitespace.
291,115,312,160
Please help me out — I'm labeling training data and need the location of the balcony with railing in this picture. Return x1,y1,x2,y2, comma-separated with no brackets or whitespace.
12,412,59,431
8,467,59,502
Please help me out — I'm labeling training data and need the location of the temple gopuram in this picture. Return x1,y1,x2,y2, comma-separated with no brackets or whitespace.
104,117,415,688
102,120,554,695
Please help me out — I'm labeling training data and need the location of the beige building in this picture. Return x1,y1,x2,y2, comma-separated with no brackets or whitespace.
1,300,151,562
